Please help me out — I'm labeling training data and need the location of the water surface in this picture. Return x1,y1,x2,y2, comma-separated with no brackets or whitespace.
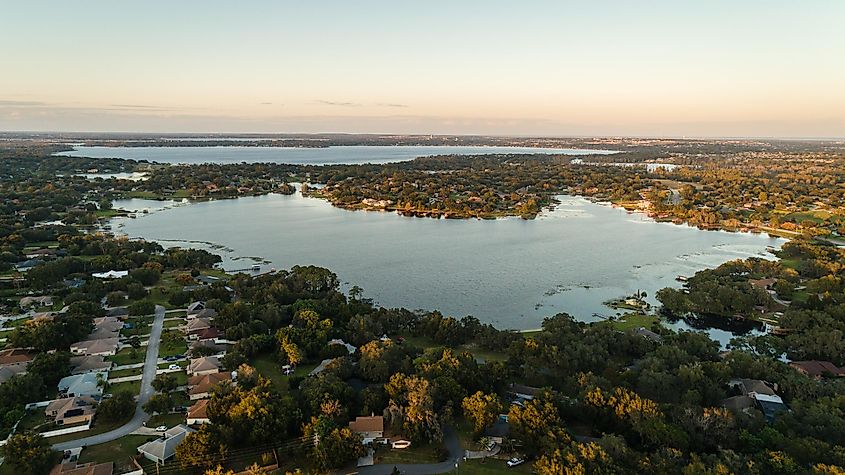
57,145,616,165
111,192,783,342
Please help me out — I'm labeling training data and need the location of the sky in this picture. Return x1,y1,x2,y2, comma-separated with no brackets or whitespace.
1,1,844,137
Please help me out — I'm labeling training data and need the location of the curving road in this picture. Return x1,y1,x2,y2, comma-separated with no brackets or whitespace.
53,305,166,451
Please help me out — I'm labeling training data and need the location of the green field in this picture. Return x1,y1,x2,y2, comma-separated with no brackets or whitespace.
77,434,157,473
108,347,146,366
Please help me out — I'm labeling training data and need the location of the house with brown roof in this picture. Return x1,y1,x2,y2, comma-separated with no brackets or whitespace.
19,295,53,308
70,338,119,356
187,356,221,376
0,348,35,373
187,399,211,425
193,327,221,342
790,360,845,379
188,371,232,400
186,318,213,338
50,461,113,475
349,415,384,444
45,396,97,426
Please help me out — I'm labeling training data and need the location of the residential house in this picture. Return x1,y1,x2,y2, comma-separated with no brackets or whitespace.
309,358,335,377
70,338,119,356
188,371,233,400
631,327,663,343
58,372,106,398
187,356,221,376
0,348,35,374
15,258,43,272
187,399,211,425
507,383,542,401
725,378,788,422
70,355,112,375
193,327,221,342
92,270,129,279
483,418,511,444
790,360,845,379
348,415,384,444
50,461,113,475
193,308,217,320
45,396,97,426
19,295,53,308
137,424,195,465
328,339,357,355
186,318,213,339
186,301,206,318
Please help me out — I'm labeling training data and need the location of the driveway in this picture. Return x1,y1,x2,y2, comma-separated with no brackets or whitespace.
351,428,463,475
52,305,166,451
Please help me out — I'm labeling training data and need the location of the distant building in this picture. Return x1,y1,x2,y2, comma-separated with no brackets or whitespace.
725,378,788,422
69,338,119,357
19,295,53,308
91,270,129,279
188,371,233,400
69,355,112,375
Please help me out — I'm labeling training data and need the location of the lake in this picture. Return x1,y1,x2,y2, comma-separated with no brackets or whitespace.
56,145,617,165
111,191,784,343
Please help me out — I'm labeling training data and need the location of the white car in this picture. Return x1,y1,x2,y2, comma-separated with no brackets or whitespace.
168,364,181,370
391,440,412,449
155,425,168,432
507,457,525,467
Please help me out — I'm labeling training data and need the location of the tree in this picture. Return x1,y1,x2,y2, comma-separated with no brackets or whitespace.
0,432,53,475
143,393,173,415
462,391,504,435
152,373,178,393
97,391,135,422
178,425,227,471
303,415,367,471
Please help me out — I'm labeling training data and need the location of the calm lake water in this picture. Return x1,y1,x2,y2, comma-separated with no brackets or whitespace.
111,192,784,343
57,145,616,165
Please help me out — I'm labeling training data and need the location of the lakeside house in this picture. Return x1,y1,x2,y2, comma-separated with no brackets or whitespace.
790,360,845,379
187,399,211,425
58,372,106,399
348,415,384,444
138,424,195,465
45,396,97,426
724,378,788,422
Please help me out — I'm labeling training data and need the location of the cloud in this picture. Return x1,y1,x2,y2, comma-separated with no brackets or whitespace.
314,100,362,107
377,103,409,108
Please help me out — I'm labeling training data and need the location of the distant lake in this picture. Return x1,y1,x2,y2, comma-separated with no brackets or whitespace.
56,145,617,165
111,191,784,344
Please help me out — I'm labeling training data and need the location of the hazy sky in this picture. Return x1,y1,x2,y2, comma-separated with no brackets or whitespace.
2,1,844,137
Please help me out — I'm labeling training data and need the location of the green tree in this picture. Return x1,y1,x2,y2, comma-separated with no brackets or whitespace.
0,432,53,475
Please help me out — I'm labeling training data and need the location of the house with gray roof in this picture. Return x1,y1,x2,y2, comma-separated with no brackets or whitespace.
138,424,195,465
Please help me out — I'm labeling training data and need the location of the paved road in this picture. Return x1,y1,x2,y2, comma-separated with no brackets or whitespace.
351,428,463,475
53,305,166,451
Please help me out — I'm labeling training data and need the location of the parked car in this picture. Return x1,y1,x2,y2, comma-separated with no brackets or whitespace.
168,364,181,370
507,457,525,467
391,440,412,449
155,425,167,432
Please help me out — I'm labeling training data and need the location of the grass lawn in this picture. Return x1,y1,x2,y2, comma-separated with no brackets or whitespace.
108,348,146,366
460,458,533,474
779,258,802,270
108,367,144,378
18,409,51,432
159,335,188,358
48,415,132,444
164,318,185,329
147,412,186,428
374,443,442,465
251,354,317,392
108,380,141,396
604,313,662,332
78,434,157,473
